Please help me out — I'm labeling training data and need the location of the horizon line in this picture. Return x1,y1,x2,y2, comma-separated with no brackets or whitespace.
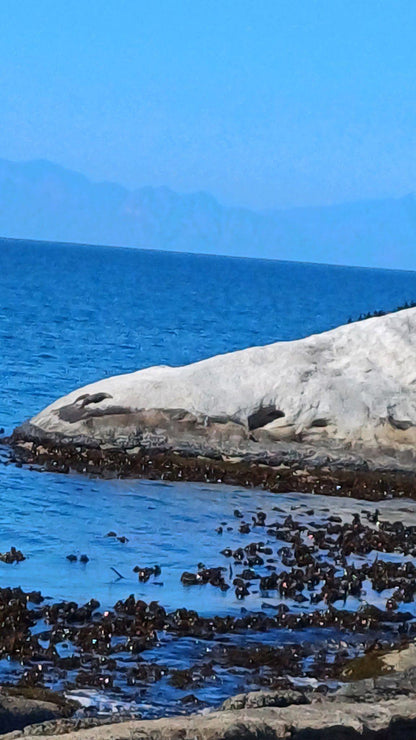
1,234,415,276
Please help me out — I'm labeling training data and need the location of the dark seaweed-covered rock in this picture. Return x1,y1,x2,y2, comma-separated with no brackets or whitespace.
0,547,25,564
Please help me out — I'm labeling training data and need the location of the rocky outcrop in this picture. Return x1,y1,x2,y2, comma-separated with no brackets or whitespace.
8,308,416,474
6,665,416,739
0,689,76,734
5,693,416,739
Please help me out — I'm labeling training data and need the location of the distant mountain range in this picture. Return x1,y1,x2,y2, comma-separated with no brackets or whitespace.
0,158,415,269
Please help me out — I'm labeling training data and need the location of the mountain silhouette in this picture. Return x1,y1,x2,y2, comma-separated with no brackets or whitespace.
0,158,415,269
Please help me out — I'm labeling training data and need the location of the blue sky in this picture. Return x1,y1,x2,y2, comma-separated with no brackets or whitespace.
1,0,415,209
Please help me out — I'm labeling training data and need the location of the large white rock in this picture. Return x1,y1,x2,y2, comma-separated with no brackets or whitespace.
23,308,416,463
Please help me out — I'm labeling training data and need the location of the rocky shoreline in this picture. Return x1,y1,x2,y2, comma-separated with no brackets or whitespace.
5,434,416,502
0,497,415,734
4,310,416,736
5,675,416,739
5,308,416,498
2,623,416,740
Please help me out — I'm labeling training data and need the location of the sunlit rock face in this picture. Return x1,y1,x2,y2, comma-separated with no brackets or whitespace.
13,308,416,469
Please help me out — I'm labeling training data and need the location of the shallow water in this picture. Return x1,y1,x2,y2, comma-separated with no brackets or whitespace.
2,239,416,714
1,454,414,714
1,453,415,615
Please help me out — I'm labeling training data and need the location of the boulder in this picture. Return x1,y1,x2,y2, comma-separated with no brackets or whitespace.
0,689,75,734
10,308,416,471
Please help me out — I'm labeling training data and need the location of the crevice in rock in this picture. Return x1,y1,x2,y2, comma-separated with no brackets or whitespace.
248,406,285,431
388,416,415,431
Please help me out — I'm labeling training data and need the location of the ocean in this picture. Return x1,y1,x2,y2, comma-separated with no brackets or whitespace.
3,238,416,434
1,237,416,713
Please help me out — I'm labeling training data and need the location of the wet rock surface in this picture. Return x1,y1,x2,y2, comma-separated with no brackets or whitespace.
0,688,76,735
5,437,416,502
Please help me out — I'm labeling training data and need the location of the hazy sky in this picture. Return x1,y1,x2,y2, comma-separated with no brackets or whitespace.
1,0,415,210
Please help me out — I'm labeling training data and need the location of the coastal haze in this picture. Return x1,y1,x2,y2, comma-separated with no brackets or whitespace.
1,159,416,269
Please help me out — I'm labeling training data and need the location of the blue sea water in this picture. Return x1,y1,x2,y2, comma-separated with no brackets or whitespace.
1,238,416,711
3,237,416,434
